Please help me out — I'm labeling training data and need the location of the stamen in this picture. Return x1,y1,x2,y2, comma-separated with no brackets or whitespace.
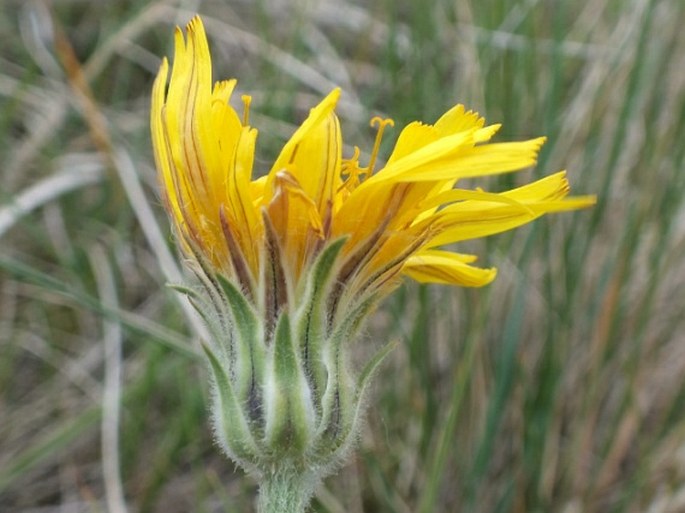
241,95,252,126
340,146,366,193
367,116,394,175
341,147,362,178
348,146,361,165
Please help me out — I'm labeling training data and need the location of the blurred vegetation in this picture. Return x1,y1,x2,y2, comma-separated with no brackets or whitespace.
2,0,685,512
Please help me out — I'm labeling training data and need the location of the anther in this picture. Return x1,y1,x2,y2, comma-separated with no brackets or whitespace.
367,117,394,175
341,147,362,177
241,95,252,126
340,146,366,193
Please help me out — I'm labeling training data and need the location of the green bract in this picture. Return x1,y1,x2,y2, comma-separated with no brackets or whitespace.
174,238,394,491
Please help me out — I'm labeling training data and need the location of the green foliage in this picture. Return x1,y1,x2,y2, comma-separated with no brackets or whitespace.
2,0,685,512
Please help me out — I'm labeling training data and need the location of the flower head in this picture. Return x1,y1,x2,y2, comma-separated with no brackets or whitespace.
153,18,594,304
151,14,594,493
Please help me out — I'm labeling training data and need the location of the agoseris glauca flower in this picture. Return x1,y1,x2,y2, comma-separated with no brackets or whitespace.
152,18,593,303
150,15,594,503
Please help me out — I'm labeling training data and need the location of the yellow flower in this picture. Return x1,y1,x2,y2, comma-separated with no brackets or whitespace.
151,19,597,506
151,16,594,300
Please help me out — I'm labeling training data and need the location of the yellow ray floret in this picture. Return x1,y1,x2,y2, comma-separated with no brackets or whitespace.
151,15,595,300
403,250,497,287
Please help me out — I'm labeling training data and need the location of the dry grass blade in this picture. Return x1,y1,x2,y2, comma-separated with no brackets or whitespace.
0,164,104,238
89,245,128,513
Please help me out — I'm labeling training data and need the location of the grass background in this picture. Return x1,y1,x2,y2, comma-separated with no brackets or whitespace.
2,0,685,512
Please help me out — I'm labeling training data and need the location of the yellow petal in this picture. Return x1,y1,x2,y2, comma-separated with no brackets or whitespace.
287,111,342,219
265,89,341,194
386,106,496,167
388,137,547,183
160,20,212,232
250,175,268,204
223,125,262,271
414,187,534,218
433,104,484,135
403,250,497,287
363,129,476,187
151,58,180,223
386,122,439,165
423,172,596,247
152,16,262,273
212,79,237,104
267,170,324,276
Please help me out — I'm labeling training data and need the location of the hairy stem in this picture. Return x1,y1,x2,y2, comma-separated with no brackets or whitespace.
257,468,318,513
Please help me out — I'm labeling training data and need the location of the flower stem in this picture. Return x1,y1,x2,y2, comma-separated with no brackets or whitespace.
257,468,317,513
